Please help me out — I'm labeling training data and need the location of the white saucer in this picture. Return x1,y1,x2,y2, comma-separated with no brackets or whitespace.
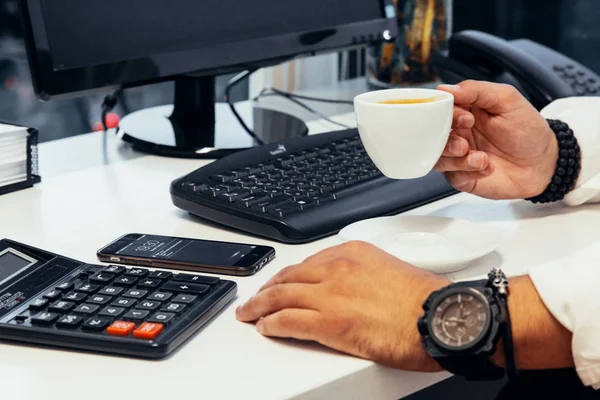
338,215,502,274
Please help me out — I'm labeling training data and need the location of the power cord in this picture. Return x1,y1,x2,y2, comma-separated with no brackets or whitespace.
253,87,353,130
256,88,354,105
100,90,120,163
225,70,265,146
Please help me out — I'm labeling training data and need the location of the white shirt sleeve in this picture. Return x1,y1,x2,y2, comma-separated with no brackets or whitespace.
528,97,600,389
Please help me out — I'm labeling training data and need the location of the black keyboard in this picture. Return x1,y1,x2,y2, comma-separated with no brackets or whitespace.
0,239,236,359
170,129,457,243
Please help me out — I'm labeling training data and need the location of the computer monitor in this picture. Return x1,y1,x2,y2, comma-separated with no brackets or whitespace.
19,0,397,157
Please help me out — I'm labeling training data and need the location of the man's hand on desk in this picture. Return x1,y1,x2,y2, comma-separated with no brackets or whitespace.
236,241,575,374
236,241,450,372
435,80,558,200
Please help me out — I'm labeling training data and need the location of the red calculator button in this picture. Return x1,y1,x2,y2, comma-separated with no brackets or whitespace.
106,321,136,336
133,322,164,339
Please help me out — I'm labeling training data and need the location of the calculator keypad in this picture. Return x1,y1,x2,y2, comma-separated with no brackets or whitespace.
10,265,222,343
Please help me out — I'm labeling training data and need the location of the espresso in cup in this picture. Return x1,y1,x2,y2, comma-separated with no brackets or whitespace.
354,88,454,179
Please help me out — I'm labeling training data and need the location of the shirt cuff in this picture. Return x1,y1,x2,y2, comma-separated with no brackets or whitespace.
541,97,600,206
528,245,600,389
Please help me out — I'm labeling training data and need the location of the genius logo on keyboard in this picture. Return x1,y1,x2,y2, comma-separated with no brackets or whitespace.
269,145,287,156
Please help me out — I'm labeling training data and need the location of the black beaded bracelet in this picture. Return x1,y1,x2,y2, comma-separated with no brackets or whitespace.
526,119,581,203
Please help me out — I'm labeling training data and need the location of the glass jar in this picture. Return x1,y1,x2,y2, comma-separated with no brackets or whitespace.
367,0,453,88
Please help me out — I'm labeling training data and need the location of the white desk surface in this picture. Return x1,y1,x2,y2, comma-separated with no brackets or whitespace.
3,113,600,400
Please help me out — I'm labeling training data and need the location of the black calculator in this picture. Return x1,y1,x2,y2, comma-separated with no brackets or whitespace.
0,239,237,358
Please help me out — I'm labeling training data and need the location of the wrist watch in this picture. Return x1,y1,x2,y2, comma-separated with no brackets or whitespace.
417,268,509,381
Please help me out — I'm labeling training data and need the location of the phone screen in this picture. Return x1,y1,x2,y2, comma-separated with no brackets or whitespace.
114,235,258,266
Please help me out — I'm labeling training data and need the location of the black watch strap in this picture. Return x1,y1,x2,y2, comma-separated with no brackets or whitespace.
435,352,506,381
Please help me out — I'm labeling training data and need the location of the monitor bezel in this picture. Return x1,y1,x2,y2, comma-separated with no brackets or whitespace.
20,0,397,100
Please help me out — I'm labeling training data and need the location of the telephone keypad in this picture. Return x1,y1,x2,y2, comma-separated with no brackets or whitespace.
554,63,600,96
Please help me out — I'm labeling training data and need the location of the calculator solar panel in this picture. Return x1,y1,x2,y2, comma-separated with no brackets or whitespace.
0,239,237,359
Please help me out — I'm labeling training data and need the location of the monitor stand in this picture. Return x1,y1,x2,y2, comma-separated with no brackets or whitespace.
117,75,309,159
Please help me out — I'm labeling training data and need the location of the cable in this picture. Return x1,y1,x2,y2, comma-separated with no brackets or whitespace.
254,87,352,129
100,90,120,164
257,88,354,105
224,69,265,146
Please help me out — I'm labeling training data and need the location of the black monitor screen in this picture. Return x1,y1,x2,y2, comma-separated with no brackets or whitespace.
0,249,36,286
40,0,383,70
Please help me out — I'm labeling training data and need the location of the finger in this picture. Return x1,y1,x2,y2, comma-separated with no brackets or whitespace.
435,150,490,172
438,81,523,114
444,165,495,191
453,107,475,129
441,135,469,157
236,283,318,322
259,262,325,292
256,309,323,341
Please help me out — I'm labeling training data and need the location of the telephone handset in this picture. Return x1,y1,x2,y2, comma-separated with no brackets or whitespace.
434,30,600,110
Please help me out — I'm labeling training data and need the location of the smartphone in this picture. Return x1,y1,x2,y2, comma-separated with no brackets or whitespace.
97,233,276,276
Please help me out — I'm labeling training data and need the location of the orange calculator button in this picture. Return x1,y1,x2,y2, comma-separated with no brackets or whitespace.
133,322,164,340
106,321,136,336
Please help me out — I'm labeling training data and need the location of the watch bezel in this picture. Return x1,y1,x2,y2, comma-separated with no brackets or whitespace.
427,287,492,352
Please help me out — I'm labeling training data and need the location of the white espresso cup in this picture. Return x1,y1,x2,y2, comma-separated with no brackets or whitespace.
354,88,454,179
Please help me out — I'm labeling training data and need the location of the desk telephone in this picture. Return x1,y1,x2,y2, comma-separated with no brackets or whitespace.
434,30,600,110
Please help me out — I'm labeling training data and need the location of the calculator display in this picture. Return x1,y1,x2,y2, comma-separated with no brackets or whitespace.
0,248,37,286
115,235,256,266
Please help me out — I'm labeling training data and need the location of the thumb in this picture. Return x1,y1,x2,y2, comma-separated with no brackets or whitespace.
438,80,522,115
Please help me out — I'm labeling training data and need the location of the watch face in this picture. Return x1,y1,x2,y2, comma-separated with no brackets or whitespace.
429,289,491,351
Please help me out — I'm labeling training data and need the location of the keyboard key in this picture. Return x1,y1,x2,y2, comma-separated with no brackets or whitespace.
75,283,100,293
133,322,164,340
267,204,301,218
172,274,220,285
162,282,210,294
48,300,76,313
138,279,162,289
88,295,113,305
56,281,74,291
89,272,115,284
125,268,149,278
73,303,100,315
82,318,111,331
218,192,250,203
14,313,29,323
148,292,173,302
29,298,48,311
62,291,88,303
172,294,197,304
31,312,59,325
112,298,137,308
123,289,148,299
163,303,186,313
211,174,235,183
240,196,270,208
148,312,175,324
104,265,126,275
123,309,150,321
56,315,83,329
43,290,62,300
114,276,138,287
98,286,123,296
138,300,161,311
107,321,136,336
149,270,173,280
99,306,125,317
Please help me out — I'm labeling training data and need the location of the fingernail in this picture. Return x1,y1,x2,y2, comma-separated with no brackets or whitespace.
468,153,485,169
256,318,265,333
439,84,462,90
235,305,242,316
449,139,462,155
